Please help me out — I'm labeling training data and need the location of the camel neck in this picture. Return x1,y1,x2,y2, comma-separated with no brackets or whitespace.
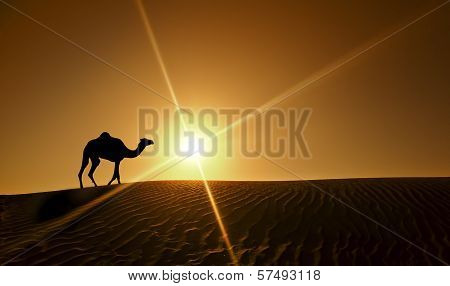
125,143,145,158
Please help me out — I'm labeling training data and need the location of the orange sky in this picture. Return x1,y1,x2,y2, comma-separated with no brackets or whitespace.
0,0,449,194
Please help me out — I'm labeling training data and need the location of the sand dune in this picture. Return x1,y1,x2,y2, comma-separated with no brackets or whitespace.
0,178,449,265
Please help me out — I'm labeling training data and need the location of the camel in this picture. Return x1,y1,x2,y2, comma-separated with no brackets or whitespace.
78,132,154,189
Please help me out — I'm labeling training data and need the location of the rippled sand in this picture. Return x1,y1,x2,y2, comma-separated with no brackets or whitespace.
0,178,449,265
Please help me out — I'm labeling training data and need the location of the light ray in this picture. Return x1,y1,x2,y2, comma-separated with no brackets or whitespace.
135,0,238,265
135,0,181,109
214,0,449,138
195,159,238,265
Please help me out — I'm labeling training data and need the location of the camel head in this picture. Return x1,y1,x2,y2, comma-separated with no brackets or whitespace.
140,138,154,148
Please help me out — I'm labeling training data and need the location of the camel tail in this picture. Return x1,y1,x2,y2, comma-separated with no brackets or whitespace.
78,147,89,189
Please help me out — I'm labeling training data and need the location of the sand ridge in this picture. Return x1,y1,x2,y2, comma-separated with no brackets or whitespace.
0,178,449,265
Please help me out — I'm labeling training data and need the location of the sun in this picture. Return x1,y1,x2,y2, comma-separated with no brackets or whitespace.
176,130,214,162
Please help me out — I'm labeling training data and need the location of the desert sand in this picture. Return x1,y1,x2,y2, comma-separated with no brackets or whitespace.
0,178,448,265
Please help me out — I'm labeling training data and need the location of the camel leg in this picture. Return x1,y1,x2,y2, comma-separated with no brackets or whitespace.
107,174,116,186
107,167,117,186
78,152,89,189
88,157,100,187
107,162,121,185
116,162,121,184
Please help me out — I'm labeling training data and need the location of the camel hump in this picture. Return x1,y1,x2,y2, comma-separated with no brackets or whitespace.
99,132,111,139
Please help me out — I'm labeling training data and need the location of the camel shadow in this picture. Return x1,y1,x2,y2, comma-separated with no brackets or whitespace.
36,186,114,222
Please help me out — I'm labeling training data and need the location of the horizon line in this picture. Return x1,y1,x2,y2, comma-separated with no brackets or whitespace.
4,176,449,196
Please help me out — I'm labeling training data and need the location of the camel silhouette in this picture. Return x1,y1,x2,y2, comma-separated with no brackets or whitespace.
78,132,154,189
